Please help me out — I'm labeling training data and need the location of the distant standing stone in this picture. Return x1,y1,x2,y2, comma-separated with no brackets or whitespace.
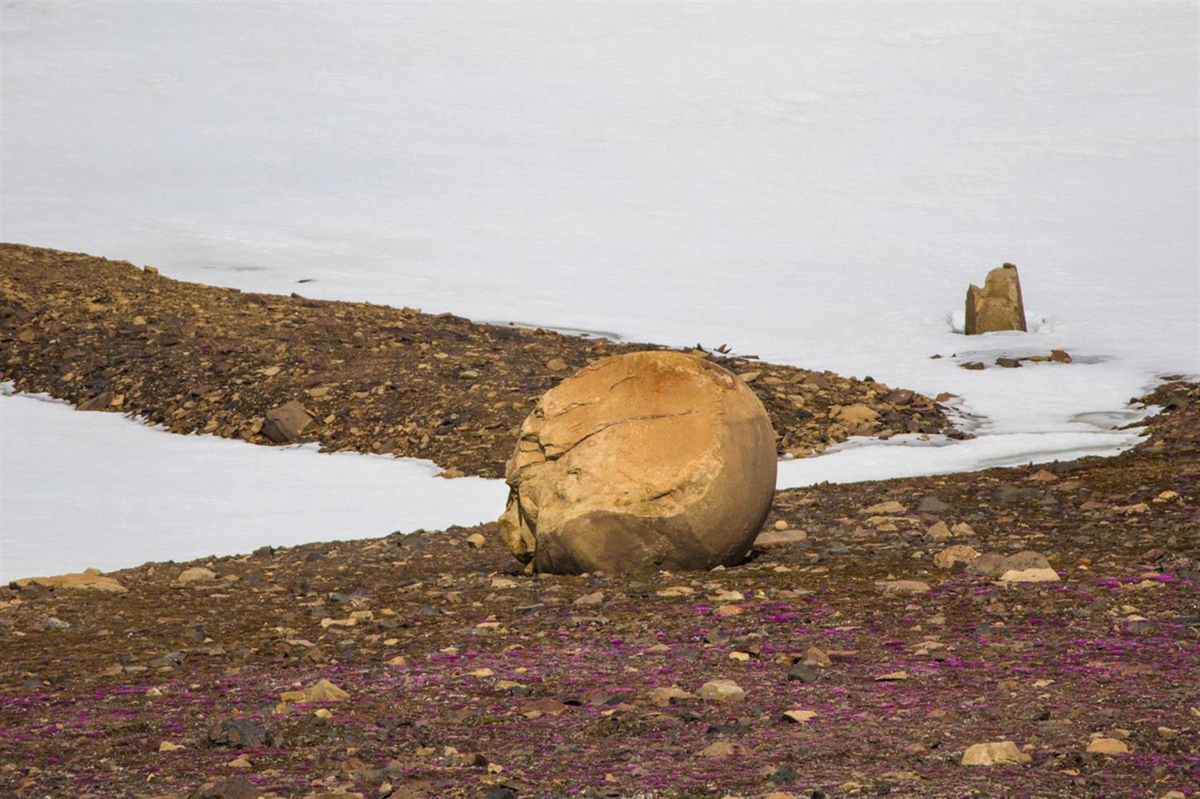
965,263,1028,335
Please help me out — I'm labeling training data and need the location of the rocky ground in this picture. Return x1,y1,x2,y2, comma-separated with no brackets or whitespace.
0,244,958,479
1,378,1196,798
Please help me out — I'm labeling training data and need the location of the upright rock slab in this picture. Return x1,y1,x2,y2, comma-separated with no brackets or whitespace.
965,263,1027,335
498,351,777,574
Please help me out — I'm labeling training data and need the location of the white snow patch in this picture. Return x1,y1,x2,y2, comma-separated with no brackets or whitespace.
0,390,508,582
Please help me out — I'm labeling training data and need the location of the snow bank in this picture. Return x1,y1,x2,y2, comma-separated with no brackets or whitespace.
0,390,508,582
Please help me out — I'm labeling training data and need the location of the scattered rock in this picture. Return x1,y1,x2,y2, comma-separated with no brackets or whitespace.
782,709,818,723
261,400,312,443
875,671,909,681
14,572,127,593
961,741,1032,766
876,580,930,595
934,545,979,570
917,496,949,513
177,567,217,584
1086,737,1129,754
754,528,808,547
573,591,604,606
208,719,268,748
698,740,736,758
999,567,1060,583
698,679,746,703
466,533,487,548
191,776,262,799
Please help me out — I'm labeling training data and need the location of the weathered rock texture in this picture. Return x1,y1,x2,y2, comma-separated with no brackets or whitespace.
965,263,1027,335
498,351,777,574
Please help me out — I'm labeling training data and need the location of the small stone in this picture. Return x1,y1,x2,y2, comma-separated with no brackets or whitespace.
1049,349,1072,363
999,567,1060,583
961,741,1031,766
875,671,909,681
648,686,695,707
159,741,185,752
782,709,818,723
1086,737,1129,754
177,567,217,584
996,357,1022,368
713,605,743,617
1158,727,1180,739
546,358,568,372
861,500,906,515
917,496,949,513
754,528,808,546
803,646,833,667
466,533,486,548
786,664,819,683
698,740,736,758
773,519,789,531
698,679,746,703
491,578,517,589
573,591,604,606
877,580,930,595
261,400,312,443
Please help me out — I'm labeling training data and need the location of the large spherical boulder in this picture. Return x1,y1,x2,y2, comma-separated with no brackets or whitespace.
497,350,777,574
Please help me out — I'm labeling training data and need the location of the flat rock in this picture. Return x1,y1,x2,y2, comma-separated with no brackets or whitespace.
698,679,746,703
961,741,1032,766
876,580,930,595
1086,737,1129,754
934,545,979,570
177,567,217,584
754,528,808,547
15,572,127,593
999,567,1060,583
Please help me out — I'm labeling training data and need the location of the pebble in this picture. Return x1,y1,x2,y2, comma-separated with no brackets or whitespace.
466,533,486,548
782,709,818,723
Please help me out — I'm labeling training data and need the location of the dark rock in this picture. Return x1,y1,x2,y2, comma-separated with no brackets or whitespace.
917,496,949,513
191,776,261,799
78,391,114,411
786,664,819,683
261,400,312,443
208,718,268,748
996,357,1022,368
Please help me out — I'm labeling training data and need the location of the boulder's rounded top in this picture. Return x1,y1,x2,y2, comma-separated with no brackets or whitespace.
499,349,777,575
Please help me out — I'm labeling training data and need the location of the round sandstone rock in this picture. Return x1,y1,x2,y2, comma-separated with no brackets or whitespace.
497,350,777,574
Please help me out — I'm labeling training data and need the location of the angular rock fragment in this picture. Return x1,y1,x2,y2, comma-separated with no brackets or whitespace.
261,400,312,443
961,741,1032,766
